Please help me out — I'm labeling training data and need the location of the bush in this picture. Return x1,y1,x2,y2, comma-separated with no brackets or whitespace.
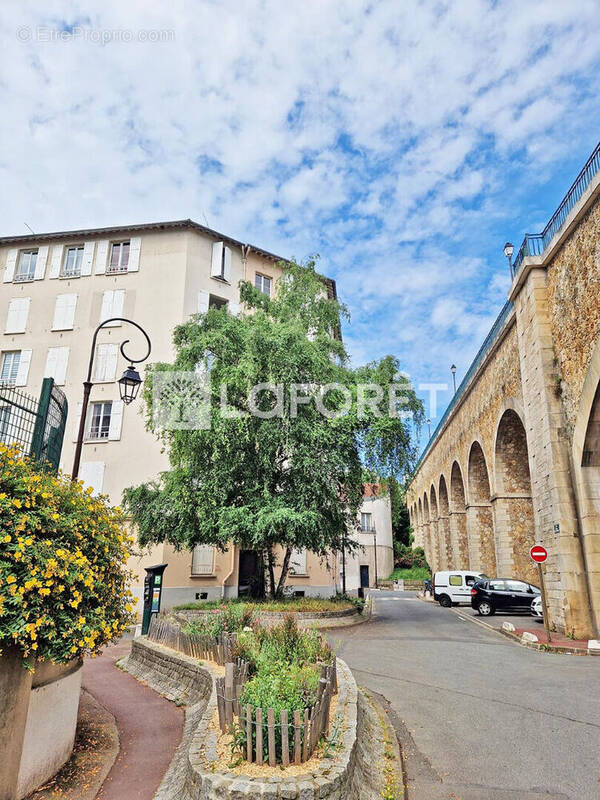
0,445,135,667
185,602,255,639
174,595,357,613
393,542,429,570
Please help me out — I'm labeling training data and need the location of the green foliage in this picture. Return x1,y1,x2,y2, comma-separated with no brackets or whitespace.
173,594,359,613
184,602,255,638
124,260,423,597
389,566,431,581
0,444,135,667
393,543,429,571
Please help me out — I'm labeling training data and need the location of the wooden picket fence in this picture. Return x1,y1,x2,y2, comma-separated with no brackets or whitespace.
147,616,238,666
216,660,337,765
146,615,338,765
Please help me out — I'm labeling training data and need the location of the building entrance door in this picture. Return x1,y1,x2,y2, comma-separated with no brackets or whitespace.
238,550,264,598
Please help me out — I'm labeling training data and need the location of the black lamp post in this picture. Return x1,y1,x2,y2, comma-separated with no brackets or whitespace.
71,318,151,481
504,241,514,280
451,364,457,394
427,417,431,438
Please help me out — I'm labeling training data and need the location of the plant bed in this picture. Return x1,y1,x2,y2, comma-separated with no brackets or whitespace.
173,595,364,614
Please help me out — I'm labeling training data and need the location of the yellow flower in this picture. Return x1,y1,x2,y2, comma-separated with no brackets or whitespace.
39,588,51,596
2,535,11,543
6,575,16,584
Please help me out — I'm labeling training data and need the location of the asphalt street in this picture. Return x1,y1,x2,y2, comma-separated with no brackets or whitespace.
328,592,600,800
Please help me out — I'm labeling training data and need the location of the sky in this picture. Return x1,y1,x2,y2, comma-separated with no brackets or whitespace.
2,1,600,453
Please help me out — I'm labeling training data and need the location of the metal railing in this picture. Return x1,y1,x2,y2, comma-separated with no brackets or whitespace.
413,300,515,473
514,138,600,273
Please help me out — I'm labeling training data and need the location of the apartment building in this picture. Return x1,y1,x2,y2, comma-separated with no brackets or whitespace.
0,220,391,609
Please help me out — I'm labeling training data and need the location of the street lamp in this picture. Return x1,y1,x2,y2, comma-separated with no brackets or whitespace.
372,526,378,589
71,318,151,481
504,241,514,280
450,364,457,395
427,417,431,438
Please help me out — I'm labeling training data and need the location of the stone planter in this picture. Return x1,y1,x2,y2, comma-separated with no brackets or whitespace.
174,605,361,629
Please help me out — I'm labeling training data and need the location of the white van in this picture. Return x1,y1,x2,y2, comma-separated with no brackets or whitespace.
433,570,488,607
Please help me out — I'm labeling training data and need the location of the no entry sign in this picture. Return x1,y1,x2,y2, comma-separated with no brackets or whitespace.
530,545,548,563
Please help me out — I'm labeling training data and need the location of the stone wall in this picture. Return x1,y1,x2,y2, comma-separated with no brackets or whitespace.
173,606,361,629
407,178,600,638
122,637,375,800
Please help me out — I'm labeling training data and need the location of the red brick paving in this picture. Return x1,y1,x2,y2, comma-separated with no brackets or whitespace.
82,637,184,800
513,626,589,651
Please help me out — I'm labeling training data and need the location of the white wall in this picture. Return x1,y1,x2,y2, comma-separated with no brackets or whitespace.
16,666,82,799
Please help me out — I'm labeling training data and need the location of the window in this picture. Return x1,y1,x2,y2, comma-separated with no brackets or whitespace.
52,293,77,330
15,250,37,282
94,343,118,382
0,406,10,442
100,289,125,326
62,246,84,277
88,401,112,439
108,241,130,273
191,545,215,575
209,294,228,311
1,351,21,384
289,548,307,575
360,512,373,532
489,580,507,591
449,575,463,586
255,273,272,296
505,580,529,593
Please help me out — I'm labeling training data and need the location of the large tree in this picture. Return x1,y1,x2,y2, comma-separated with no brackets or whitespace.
124,261,423,597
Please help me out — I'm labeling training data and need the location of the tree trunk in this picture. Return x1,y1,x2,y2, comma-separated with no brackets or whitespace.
275,546,293,598
267,548,276,599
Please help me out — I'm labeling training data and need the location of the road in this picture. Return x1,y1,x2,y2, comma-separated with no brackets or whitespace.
329,592,600,800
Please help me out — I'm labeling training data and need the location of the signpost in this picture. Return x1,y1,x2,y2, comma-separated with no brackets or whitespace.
530,545,551,642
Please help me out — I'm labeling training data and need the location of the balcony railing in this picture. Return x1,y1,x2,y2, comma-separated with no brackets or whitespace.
514,138,600,274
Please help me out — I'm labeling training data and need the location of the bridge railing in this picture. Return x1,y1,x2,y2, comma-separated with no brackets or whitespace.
413,300,515,473
514,138,600,274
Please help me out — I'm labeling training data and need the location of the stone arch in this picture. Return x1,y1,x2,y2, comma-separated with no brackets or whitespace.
493,409,537,582
450,461,470,567
429,485,440,572
467,441,497,576
422,493,431,569
437,475,451,569
572,342,600,634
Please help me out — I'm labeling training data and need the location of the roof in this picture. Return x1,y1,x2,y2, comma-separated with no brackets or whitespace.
0,218,337,299
363,483,381,498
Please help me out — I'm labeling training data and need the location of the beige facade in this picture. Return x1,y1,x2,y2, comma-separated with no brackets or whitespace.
0,220,336,610
343,489,394,591
407,148,600,639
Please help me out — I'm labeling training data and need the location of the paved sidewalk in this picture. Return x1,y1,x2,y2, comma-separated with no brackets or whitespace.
82,636,184,800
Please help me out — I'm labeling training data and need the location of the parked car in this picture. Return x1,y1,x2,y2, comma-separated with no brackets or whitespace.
470,578,540,616
433,570,489,607
531,594,543,620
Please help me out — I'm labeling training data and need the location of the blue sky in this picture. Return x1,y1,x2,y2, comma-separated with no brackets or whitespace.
2,1,600,454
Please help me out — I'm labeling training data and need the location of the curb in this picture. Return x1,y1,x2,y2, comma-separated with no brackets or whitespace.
451,607,591,656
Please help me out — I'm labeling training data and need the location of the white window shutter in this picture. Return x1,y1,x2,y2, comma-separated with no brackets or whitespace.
15,350,32,386
191,545,214,575
229,301,240,316
211,242,224,277
47,347,69,385
289,548,307,575
128,237,141,272
81,241,95,276
223,246,232,282
103,289,124,327
79,461,105,496
52,294,77,330
198,290,209,314
108,400,123,440
34,245,49,280
100,291,113,323
3,249,18,283
94,344,107,381
105,344,118,381
95,240,109,274
6,298,30,334
72,402,83,442
49,245,63,279
44,348,58,380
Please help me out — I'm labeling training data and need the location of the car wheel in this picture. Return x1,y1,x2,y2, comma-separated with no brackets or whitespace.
477,600,495,616
438,594,452,608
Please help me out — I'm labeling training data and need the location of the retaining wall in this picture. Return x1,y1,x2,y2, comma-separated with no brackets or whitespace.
122,637,383,799
173,606,361,629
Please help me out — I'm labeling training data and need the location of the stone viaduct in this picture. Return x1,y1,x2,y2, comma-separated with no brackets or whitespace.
407,141,600,639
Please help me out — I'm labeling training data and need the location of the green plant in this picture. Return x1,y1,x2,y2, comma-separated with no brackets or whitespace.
0,444,135,667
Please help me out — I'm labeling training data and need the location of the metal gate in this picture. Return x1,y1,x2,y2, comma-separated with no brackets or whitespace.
0,377,68,472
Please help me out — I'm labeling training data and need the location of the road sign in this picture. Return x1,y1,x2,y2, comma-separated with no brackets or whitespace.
530,545,548,563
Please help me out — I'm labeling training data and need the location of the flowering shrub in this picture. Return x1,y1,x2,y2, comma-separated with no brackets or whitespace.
185,602,255,639
0,444,136,667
